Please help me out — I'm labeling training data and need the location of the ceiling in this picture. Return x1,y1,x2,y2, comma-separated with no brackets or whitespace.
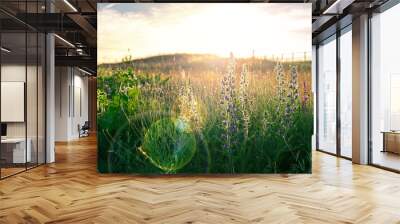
0,0,393,74
0,0,97,74
311,0,390,43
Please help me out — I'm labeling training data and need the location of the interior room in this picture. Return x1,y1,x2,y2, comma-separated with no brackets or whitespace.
0,0,400,223
0,12,46,178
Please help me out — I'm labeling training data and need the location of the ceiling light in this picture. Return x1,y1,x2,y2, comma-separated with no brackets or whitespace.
78,67,93,76
63,0,78,12
54,34,75,48
323,0,355,15
76,48,85,55
1,47,11,53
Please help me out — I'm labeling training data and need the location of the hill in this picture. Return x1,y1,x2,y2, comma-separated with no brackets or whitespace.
98,53,311,75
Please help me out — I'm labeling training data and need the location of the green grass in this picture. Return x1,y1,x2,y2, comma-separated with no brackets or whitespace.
97,55,313,174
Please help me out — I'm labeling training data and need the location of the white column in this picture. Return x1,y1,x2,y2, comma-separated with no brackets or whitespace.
312,45,317,151
46,32,55,163
352,14,369,164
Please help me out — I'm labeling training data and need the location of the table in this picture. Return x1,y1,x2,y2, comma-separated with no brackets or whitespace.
381,131,400,154
1,138,32,164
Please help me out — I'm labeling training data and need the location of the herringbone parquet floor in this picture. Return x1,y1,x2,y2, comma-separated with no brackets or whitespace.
1,135,400,224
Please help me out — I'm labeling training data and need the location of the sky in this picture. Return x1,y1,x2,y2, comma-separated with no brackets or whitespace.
98,3,311,64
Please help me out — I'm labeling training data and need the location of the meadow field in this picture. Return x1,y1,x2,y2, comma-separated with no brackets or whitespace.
97,54,313,174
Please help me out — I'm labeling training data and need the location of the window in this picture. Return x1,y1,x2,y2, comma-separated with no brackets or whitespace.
371,3,400,171
317,35,337,154
339,27,352,158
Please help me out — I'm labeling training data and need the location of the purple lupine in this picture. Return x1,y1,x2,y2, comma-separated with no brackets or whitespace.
274,61,286,112
220,53,239,153
238,64,250,139
285,65,299,119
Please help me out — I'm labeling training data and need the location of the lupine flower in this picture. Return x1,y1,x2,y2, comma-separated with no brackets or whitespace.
285,65,299,119
177,70,202,131
269,61,287,132
238,64,250,138
274,61,286,112
220,53,239,152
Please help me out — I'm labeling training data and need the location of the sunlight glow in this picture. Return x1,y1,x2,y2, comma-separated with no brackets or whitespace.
98,3,311,64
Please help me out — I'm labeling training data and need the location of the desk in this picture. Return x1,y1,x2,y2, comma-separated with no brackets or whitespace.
1,138,31,163
382,131,400,154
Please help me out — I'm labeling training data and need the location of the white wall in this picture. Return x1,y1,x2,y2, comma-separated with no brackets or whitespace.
55,66,70,141
1,63,46,164
1,65,35,138
1,65,26,81
55,67,89,141
72,73,89,138
1,65,26,141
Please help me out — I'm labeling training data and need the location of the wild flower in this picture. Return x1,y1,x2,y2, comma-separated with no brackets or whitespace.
274,61,286,111
238,64,250,138
177,70,202,131
266,61,287,131
285,65,299,120
220,53,239,153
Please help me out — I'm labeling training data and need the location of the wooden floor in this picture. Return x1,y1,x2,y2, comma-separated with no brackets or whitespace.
373,150,400,171
1,167,26,178
1,136,400,223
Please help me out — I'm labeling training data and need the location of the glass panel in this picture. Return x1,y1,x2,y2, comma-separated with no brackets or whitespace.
371,4,400,171
318,36,337,154
1,31,27,177
38,32,45,165
0,1,46,178
340,28,352,158
27,31,38,169
26,0,39,169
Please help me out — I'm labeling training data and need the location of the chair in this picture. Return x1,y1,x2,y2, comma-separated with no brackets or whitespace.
79,121,90,138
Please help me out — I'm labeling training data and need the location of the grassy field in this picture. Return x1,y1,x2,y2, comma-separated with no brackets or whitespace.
97,53,313,174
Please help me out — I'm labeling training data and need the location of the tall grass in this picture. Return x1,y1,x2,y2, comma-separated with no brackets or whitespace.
97,54,313,174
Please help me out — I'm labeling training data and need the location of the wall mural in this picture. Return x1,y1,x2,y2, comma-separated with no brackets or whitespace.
97,3,313,174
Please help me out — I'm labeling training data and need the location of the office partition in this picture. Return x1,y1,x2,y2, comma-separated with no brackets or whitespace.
0,1,47,179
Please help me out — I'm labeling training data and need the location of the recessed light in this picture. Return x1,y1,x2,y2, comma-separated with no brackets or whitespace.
63,0,78,12
54,34,75,48
78,67,93,76
1,47,11,53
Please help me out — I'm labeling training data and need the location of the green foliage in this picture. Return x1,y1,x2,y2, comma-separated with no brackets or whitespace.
97,56,313,174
